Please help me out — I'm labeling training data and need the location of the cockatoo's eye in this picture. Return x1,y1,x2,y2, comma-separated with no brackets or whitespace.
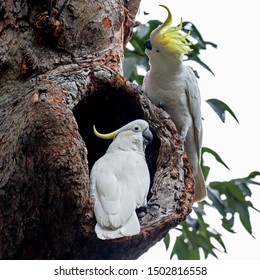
134,126,140,131
156,50,160,52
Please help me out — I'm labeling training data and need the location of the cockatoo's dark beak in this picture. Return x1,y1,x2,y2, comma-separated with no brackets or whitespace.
144,40,152,50
142,128,153,145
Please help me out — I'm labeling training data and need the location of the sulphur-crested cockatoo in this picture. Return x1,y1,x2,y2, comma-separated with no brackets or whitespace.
142,5,206,201
89,119,153,239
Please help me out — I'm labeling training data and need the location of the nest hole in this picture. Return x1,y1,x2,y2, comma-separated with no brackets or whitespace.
73,85,160,200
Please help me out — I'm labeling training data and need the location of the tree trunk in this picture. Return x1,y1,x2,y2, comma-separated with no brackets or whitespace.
0,0,194,259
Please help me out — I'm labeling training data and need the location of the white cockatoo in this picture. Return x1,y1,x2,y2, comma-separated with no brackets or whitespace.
142,5,206,201
89,119,153,240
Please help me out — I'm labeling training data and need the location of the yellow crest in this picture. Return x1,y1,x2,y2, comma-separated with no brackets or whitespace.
151,5,192,54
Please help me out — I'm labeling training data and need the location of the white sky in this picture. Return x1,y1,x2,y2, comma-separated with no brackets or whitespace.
138,0,260,260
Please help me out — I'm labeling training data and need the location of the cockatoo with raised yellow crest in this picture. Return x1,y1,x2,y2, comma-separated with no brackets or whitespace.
89,119,153,240
142,5,206,201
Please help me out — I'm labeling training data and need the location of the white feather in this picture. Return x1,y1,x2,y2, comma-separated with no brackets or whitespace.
89,120,151,239
143,49,207,201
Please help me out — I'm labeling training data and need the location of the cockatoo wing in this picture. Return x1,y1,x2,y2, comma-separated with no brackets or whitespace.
184,65,203,160
185,66,207,201
90,150,149,238
90,153,135,228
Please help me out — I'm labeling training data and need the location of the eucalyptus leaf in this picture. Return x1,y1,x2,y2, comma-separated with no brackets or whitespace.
222,216,235,233
209,232,227,253
163,233,170,251
207,188,226,216
170,235,188,259
185,52,215,76
238,182,252,197
201,164,210,181
202,147,230,170
204,41,218,48
182,21,205,46
248,171,260,178
206,98,239,124
170,234,200,260
186,216,200,232
225,182,246,202
235,202,253,235
182,21,218,51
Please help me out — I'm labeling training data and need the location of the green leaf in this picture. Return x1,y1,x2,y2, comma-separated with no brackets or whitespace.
163,233,170,251
208,230,227,253
185,52,215,76
186,216,200,232
204,41,218,48
225,182,246,202
202,147,230,170
180,209,227,259
207,188,226,216
192,234,218,259
221,216,235,233
201,164,210,181
170,234,200,260
235,201,253,235
147,20,162,34
237,182,252,197
181,21,217,76
182,21,218,50
248,171,260,178
206,98,239,124
247,201,260,213
129,36,145,54
209,175,260,237
170,234,186,259
182,21,205,47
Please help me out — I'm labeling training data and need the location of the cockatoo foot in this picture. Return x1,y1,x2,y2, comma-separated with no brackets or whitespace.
136,206,147,218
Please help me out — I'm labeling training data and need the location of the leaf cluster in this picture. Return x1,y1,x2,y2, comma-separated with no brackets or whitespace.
165,171,260,259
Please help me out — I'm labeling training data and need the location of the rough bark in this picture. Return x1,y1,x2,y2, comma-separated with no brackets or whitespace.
0,0,194,259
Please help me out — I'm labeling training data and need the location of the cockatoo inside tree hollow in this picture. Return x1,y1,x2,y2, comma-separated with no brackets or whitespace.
89,119,153,240
142,5,207,201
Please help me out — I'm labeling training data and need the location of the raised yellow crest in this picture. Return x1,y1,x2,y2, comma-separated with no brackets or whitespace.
151,5,192,54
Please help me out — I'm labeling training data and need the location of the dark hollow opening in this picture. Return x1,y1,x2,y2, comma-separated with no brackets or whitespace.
73,85,160,200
